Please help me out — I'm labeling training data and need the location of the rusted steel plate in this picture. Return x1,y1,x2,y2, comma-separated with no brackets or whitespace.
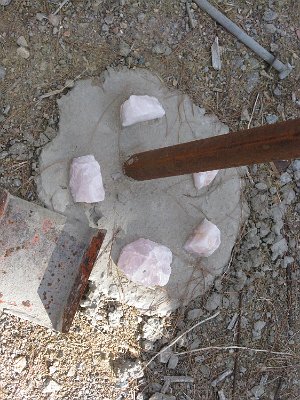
0,189,105,332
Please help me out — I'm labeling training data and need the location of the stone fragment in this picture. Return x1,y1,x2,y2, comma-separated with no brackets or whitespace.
67,366,76,377
42,379,61,393
211,37,221,70
17,47,30,59
0,0,11,5
184,219,221,257
246,71,259,94
17,36,28,47
36,12,47,21
118,239,172,287
159,346,173,363
48,14,60,26
266,114,278,124
263,9,278,22
120,95,165,127
142,317,164,341
264,23,276,33
252,320,266,340
0,66,6,80
167,354,179,369
211,369,232,387
113,359,144,387
69,155,105,203
108,308,123,327
271,238,288,260
152,43,172,55
187,308,203,320
292,159,300,171
193,170,218,189
119,40,131,57
205,292,222,311
13,356,27,373
280,172,292,185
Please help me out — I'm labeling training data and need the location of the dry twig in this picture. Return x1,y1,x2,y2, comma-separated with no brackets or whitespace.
144,312,219,369
176,346,295,357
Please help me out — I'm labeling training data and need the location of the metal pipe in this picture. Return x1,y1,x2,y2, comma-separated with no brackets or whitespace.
193,0,292,79
123,119,300,181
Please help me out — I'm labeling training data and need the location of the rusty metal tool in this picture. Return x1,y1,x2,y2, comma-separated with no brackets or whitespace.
123,119,300,181
0,189,105,332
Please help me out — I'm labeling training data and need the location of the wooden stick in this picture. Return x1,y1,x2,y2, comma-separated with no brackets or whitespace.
123,119,300,181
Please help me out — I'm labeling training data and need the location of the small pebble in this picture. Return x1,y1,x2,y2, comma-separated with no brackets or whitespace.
264,23,276,33
36,12,47,22
119,41,131,57
102,24,109,32
265,114,278,124
263,9,278,22
17,47,30,59
273,87,281,97
0,66,6,80
187,308,203,320
48,14,60,27
167,354,179,370
205,292,221,311
17,36,28,48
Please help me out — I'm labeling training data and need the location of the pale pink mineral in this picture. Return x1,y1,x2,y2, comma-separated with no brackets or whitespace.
120,95,165,127
193,170,219,189
69,155,105,203
118,238,172,287
184,219,221,257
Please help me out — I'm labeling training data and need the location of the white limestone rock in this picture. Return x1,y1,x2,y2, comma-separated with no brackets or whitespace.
184,219,221,257
193,170,219,189
120,95,165,127
69,155,105,203
118,238,172,287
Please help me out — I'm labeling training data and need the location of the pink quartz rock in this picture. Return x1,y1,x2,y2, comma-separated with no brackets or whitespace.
118,238,172,287
69,155,105,203
120,95,165,127
193,170,219,189
184,219,221,257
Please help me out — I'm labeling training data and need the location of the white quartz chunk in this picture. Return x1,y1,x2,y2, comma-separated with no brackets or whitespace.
184,219,221,257
118,238,172,287
193,170,219,189
69,155,105,203
120,95,165,127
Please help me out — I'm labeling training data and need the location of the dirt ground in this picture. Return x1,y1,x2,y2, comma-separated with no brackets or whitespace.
0,0,300,399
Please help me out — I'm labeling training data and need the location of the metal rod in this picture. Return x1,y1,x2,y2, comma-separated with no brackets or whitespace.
193,0,292,79
123,119,300,181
